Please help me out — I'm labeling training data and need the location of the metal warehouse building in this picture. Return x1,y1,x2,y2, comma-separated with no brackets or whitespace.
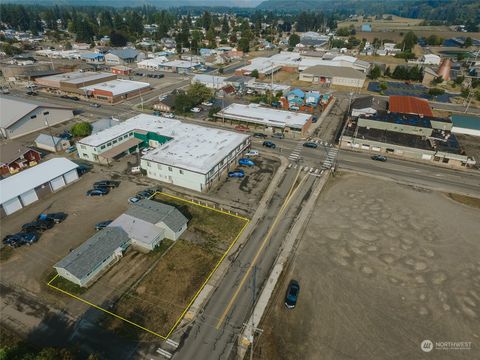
0,96,74,139
80,79,151,103
0,158,79,217
77,114,250,192
35,71,117,94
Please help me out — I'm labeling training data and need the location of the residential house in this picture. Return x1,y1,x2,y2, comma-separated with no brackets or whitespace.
34,134,70,153
105,48,145,65
0,143,41,176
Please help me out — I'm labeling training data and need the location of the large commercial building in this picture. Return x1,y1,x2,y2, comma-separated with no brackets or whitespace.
80,79,151,103
0,96,74,139
216,103,313,136
54,199,188,286
77,114,250,192
341,112,475,167
299,65,367,88
35,71,117,94
0,158,79,217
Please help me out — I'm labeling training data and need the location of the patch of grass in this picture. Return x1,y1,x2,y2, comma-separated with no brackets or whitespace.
148,238,174,257
49,273,87,295
447,193,480,209
0,246,14,262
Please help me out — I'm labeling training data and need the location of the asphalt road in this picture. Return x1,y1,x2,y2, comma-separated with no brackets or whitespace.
172,169,315,360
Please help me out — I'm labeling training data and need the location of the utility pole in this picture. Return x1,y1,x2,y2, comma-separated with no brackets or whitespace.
44,113,56,152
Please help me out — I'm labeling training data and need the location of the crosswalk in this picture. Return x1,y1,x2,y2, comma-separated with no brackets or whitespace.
288,142,303,161
321,147,339,170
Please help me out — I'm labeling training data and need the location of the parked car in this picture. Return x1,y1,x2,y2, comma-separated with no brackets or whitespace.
60,95,70,99
16,232,39,246
228,169,245,178
235,125,249,132
95,220,112,230
303,142,318,149
271,101,282,108
137,189,155,199
141,148,151,155
65,146,77,154
262,141,276,149
90,103,101,108
26,91,38,96
70,96,80,101
86,188,109,196
153,111,162,116
311,116,318,123
371,155,387,162
93,180,120,189
245,150,259,157
58,130,73,140
128,196,141,204
163,112,175,118
77,165,90,176
3,234,24,248
239,158,255,167
271,132,284,139
190,107,202,113
22,219,54,232
253,133,267,139
1,87,10,94
37,212,67,224
131,166,141,174
201,101,213,107
284,280,300,309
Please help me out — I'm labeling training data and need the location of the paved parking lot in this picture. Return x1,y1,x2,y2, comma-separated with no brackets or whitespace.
255,172,480,360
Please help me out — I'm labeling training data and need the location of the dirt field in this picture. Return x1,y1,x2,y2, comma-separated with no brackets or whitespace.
255,172,480,360
105,194,248,337
456,134,480,170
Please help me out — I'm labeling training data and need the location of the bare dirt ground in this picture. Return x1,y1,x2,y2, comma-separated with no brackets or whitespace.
456,134,480,170
255,172,480,360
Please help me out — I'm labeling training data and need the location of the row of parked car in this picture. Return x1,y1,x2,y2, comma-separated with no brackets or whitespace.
127,188,156,205
227,152,260,178
134,72,165,79
86,180,121,197
2,213,67,248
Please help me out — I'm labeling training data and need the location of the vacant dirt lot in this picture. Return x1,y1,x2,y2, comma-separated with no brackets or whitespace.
255,173,480,360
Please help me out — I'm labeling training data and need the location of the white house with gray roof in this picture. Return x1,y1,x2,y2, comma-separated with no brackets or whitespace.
54,199,188,285
54,227,130,287
0,96,73,139
109,199,188,251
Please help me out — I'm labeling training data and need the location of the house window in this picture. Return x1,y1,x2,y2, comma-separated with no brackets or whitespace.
129,132,133,136
147,162,151,167
30,115,37,119
80,145,86,149
112,139,118,144
43,111,49,115
179,170,184,174
100,145,106,149
107,142,112,146
168,166,172,172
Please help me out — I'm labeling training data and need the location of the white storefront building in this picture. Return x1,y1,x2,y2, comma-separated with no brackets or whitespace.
77,114,250,192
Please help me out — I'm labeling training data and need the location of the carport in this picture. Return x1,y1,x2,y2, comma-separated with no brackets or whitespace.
99,138,143,163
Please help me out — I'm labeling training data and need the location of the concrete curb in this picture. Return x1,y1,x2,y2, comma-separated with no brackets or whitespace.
173,154,290,334
238,171,331,358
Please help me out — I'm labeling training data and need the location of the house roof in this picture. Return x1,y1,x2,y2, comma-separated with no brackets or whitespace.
0,143,39,165
351,96,388,111
0,157,78,204
159,94,176,107
451,114,480,130
107,48,140,59
80,80,150,96
389,96,433,117
108,213,164,247
126,199,188,233
35,133,63,147
0,95,72,129
302,65,367,79
288,88,305,98
54,227,130,280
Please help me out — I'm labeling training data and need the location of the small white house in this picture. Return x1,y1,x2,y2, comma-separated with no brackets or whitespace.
421,54,441,66
35,134,70,152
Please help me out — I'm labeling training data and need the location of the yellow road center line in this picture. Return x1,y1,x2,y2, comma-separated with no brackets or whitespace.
215,171,306,329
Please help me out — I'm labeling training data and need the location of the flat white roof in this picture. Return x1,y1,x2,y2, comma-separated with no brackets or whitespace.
80,79,150,96
193,74,226,85
217,103,311,130
38,71,114,85
161,60,200,68
79,114,249,174
248,82,291,91
0,157,78,204
138,57,168,66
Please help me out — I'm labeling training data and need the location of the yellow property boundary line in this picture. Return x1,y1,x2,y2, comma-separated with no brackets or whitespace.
47,191,250,340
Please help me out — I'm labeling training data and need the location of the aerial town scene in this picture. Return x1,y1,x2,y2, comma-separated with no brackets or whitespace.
0,0,479,359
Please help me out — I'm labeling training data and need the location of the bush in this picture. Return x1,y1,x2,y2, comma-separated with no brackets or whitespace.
71,122,92,137
428,88,445,96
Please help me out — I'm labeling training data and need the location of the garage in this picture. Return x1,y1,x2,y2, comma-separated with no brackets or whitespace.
20,189,39,206
3,197,22,215
50,176,66,191
63,169,79,184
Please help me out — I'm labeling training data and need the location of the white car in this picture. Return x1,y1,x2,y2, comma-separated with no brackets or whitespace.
201,101,213,107
191,107,201,113
245,150,259,157
128,196,141,204
163,112,175,118
131,166,141,174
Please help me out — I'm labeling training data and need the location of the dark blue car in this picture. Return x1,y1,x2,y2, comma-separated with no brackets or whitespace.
262,141,276,149
238,158,255,167
228,169,245,178
86,188,109,196
285,280,300,309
